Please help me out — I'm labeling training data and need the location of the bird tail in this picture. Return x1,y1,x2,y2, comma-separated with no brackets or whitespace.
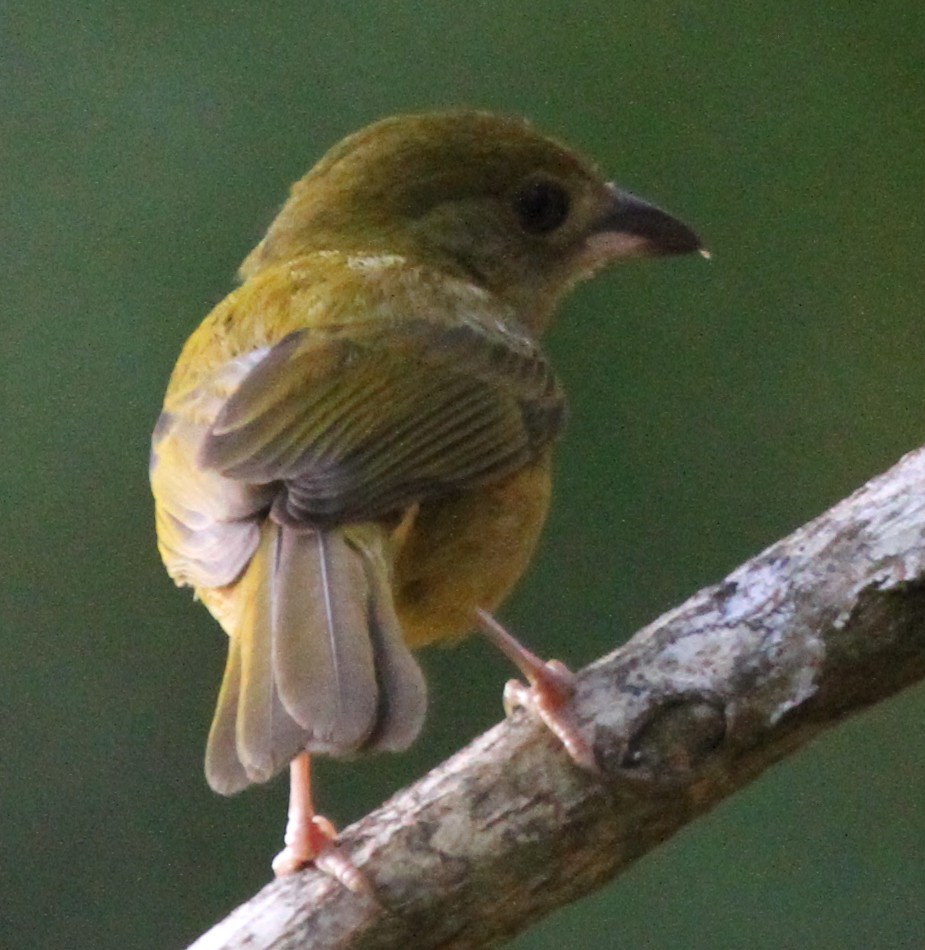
204,520,427,795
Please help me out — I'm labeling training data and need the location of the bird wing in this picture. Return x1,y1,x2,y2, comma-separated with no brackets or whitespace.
197,312,566,525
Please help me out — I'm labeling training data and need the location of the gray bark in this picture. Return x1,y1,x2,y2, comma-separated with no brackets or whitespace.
189,445,925,949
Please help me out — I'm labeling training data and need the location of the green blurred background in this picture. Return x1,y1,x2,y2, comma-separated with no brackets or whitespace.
3,2,924,947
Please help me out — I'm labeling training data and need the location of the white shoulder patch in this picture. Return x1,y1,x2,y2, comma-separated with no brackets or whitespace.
345,253,408,272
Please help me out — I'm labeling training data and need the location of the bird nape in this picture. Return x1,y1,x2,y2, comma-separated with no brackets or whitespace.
150,109,703,887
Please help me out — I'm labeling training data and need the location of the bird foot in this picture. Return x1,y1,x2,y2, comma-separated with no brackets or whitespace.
272,754,373,895
272,812,336,875
476,609,599,773
272,812,373,895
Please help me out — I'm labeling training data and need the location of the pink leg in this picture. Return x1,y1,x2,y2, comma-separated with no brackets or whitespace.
271,752,371,895
475,609,598,773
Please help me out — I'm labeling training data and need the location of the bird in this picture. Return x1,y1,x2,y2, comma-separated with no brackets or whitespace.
150,110,703,884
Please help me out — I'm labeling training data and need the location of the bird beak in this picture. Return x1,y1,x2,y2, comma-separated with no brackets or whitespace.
586,184,705,262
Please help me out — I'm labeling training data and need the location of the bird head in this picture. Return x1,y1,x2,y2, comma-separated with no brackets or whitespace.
240,111,703,333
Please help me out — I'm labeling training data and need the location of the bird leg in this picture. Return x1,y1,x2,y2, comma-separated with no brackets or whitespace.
272,752,371,895
475,608,598,773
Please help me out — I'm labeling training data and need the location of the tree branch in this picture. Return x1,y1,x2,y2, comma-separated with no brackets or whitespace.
189,446,925,950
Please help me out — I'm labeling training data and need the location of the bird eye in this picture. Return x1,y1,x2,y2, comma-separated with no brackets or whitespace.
512,178,571,234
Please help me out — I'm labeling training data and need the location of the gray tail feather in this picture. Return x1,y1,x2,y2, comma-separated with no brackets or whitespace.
205,521,427,795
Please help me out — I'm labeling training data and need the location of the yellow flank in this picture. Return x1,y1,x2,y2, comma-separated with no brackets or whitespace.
150,110,702,795
394,450,553,648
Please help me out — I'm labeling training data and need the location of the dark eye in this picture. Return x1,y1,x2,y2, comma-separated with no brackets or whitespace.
512,178,571,234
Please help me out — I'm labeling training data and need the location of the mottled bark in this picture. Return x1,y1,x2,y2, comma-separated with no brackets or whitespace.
189,446,925,950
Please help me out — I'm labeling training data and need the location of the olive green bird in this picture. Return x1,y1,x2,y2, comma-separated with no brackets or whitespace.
150,110,702,880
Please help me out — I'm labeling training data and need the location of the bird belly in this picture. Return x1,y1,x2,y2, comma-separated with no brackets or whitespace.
392,451,553,648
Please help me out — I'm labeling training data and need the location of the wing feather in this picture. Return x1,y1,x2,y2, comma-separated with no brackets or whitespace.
200,317,564,526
